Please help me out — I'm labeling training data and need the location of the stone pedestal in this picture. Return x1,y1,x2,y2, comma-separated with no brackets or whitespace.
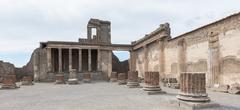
127,71,140,88
110,72,118,82
143,72,165,95
1,74,18,89
177,72,210,102
21,76,34,85
68,69,79,84
83,73,91,83
55,74,65,84
118,73,127,85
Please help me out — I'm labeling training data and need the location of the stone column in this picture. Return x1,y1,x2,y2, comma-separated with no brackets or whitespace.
177,72,210,102
69,49,72,70
87,27,92,39
177,39,186,80
129,51,136,71
108,51,112,77
47,48,52,72
79,49,82,72
88,49,92,71
144,45,148,73
58,48,62,73
208,32,220,87
127,71,139,88
97,49,101,71
159,39,165,78
33,52,39,81
143,72,165,95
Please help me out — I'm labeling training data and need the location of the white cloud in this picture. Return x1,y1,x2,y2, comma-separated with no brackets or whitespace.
0,0,240,66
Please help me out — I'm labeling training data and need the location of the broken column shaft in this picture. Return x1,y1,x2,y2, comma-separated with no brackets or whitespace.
143,71,165,95
118,73,127,85
1,74,18,89
127,71,140,88
110,71,118,82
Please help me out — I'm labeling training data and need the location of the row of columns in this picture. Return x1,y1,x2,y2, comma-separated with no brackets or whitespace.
47,48,101,73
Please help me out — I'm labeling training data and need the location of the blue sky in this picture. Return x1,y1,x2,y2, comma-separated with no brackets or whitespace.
0,0,240,67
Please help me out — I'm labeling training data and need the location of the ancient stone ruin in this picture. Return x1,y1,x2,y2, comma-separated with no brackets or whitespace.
126,71,140,88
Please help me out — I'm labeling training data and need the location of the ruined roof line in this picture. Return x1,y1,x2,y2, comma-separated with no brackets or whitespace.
169,12,240,41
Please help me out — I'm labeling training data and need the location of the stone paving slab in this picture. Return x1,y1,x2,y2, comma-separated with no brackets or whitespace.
0,82,240,110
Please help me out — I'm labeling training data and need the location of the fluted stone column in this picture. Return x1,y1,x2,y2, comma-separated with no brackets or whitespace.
47,48,52,72
88,49,92,72
110,71,118,82
143,72,165,95
79,49,82,72
69,49,72,70
58,48,62,73
118,73,127,85
127,71,140,88
177,72,210,102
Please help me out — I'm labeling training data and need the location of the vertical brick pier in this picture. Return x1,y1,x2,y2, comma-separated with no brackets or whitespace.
143,72,165,95
126,71,140,88
118,73,127,85
177,72,210,102
110,71,118,82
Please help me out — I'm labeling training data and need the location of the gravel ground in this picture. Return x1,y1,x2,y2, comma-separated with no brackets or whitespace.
0,82,239,110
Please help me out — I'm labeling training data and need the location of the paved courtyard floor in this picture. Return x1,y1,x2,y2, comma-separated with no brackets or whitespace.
0,82,240,110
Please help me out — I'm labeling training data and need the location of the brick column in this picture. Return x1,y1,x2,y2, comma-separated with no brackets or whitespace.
177,72,210,102
127,71,139,88
69,49,72,70
129,51,136,71
88,49,92,71
58,48,62,73
47,48,52,72
159,40,165,78
79,49,82,72
143,72,165,95
1,74,18,89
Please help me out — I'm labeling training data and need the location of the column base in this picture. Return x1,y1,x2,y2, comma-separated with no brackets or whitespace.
176,100,219,110
176,94,210,102
142,84,166,95
126,81,140,88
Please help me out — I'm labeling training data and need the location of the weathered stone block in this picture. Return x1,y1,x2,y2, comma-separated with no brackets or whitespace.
21,76,34,85
110,71,118,82
1,74,19,89
55,74,65,84
118,73,127,85
83,73,91,83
